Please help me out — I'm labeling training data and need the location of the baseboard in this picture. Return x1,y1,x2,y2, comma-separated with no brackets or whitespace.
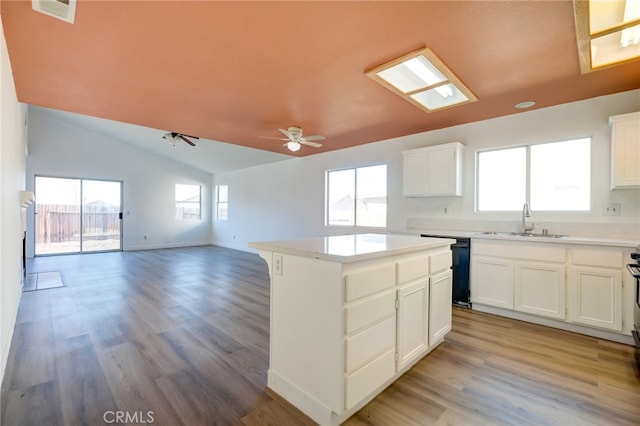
0,288,22,389
210,240,252,252
473,304,635,346
124,241,211,251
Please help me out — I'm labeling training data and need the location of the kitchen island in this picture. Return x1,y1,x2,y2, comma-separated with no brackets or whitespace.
249,233,454,425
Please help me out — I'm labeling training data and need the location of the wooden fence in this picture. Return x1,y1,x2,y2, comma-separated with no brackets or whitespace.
35,204,120,244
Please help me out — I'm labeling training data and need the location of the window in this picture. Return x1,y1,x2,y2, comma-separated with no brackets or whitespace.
175,184,201,220
215,184,228,220
477,138,590,211
326,164,387,227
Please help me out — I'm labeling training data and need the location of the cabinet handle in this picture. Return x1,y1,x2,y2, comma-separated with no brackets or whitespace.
626,263,640,279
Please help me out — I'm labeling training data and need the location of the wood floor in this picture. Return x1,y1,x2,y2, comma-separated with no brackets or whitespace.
1,245,639,425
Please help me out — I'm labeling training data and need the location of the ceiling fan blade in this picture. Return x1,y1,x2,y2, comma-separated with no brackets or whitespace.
302,135,325,141
179,135,196,146
182,134,199,140
278,128,293,138
300,140,322,148
259,136,289,141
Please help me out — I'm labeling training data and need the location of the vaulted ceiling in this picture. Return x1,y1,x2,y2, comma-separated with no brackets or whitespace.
2,0,639,162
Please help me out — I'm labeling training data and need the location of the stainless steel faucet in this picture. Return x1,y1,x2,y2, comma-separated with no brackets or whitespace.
521,202,534,233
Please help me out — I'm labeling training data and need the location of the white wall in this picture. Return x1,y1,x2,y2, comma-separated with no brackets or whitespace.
0,17,28,386
26,109,213,254
213,90,640,251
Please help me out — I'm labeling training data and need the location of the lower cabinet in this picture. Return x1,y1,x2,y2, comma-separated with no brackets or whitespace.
471,240,630,338
260,242,455,425
514,261,566,319
429,269,453,344
396,279,429,370
471,256,514,309
569,266,622,331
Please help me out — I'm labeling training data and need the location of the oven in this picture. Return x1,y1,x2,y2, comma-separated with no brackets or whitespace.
627,248,640,348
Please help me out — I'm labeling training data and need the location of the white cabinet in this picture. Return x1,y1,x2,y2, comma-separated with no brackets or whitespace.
569,248,623,331
395,251,452,370
402,142,464,196
429,269,453,344
253,238,454,426
344,264,397,410
396,279,429,370
470,240,566,318
610,112,640,189
514,261,565,319
470,238,632,341
471,256,514,309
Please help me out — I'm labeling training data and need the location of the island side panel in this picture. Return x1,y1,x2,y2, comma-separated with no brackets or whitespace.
267,252,345,416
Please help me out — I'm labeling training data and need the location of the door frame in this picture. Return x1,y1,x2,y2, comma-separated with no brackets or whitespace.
33,175,123,256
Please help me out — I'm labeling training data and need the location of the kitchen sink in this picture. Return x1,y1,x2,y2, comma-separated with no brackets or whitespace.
479,231,567,239
514,232,567,238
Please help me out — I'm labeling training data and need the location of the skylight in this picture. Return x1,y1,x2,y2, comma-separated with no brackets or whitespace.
574,0,640,72
366,48,477,113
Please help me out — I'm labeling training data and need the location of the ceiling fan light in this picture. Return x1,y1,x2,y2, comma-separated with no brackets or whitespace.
287,141,301,152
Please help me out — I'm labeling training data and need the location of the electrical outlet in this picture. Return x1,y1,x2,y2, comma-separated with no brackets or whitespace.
443,207,448,214
274,254,283,275
603,203,620,216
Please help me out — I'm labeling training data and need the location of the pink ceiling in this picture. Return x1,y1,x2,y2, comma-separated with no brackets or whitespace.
1,0,639,156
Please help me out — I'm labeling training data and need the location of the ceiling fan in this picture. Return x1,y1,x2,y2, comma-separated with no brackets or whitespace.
163,132,199,147
260,126,325,152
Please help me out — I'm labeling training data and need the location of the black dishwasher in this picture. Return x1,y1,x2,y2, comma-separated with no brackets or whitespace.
420,234,471,307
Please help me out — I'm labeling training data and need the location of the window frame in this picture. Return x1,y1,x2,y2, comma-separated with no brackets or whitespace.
215,184,228,221
475,137,592,213
175,183,202,220
325,163,387,228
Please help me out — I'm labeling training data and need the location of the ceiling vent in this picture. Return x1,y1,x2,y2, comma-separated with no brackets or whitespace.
32,0,76,24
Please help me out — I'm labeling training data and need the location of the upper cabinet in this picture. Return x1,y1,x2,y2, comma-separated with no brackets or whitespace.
610,112,640,189
402,142,464,197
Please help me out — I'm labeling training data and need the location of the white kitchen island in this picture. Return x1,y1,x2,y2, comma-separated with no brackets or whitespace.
249,233,455,425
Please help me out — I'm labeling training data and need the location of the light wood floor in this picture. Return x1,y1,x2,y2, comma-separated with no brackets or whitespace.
1,246,639,425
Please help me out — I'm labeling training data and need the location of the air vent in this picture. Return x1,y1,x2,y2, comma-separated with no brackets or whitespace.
32,0,76,24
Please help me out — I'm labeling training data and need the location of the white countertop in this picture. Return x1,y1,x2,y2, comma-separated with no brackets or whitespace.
470,232,639,248
392,228,639,249
249,233,455,263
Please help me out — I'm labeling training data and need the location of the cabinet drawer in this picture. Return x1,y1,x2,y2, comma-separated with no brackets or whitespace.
345,348,395,410
345,264,396,302
397,255,429,284
473,240,565,262
345,316,395,373
430,251,452,274
571,248,622,268
345,290,395,335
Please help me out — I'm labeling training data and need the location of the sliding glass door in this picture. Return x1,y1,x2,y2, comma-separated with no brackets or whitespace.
35,176,122,255
81,179,122,253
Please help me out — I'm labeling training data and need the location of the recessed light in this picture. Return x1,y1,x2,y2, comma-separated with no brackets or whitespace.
515,101,536,109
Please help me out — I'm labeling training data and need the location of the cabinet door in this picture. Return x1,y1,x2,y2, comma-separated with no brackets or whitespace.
426,147,456,195
396,279,429,370
569,266,623,331
514,262,565,319
610,112,640,188
429,270,452,345
402,143,463,196
470,256,514,309
402,150,429,196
